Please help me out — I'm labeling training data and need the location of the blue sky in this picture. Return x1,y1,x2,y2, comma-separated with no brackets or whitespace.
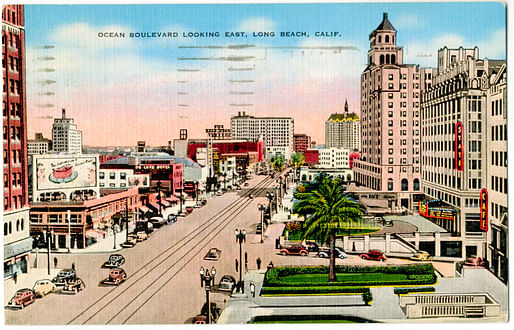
24,2,506,146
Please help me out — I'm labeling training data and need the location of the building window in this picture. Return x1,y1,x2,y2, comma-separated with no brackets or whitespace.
109,172,115,179
120,172,126,180
388,167,393,173
388,179,393,191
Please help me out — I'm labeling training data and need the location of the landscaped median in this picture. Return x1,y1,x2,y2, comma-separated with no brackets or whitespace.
261,264,437,296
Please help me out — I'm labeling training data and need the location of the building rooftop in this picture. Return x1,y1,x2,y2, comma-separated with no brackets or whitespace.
102,153,200,168
374,12,396,32
327,112,359,122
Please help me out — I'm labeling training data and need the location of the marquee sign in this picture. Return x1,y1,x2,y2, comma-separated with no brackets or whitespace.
418,201,456,220
480,188,488,231
455,121,464,171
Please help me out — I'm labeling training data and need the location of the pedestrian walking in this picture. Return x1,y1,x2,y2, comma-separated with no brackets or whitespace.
268,261,274,269
53,257,58,268
275,237,280,249
256,257,262,270
235,258,239,272
250,282,255,298
13,271,17,284
71,262,75,271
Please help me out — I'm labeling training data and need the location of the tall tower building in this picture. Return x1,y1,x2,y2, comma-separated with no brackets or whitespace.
353,13,429,209
52,108,83,154
325,99,361,151
422,46,506,263
2,5,32,279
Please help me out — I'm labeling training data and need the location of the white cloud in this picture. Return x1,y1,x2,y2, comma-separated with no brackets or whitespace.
236,17,274,32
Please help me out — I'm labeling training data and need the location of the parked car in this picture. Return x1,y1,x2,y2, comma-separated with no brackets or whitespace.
136,231,148,242
52,269,77,286
8,289,35,309
201,199,207,206
121,237,137,248
201,302,221,321
128,233,138,241
236,186,242,191
302,240,320,252
215,191,223,196
186,206,194,214
194,201,203,208
103,254,126,268
464,256,488,268
410,251,432,262
360,250,387,261
149,216,165,228
318,247,347,259
32,279,55,298
103,268,127,285
244,182,249,187
280,245,309,256
218,275,236,293
61,278,86,294
167,214,177,224
178,211,188,217
192,315,207,324
249,194,254,199
135,220,153,234
204,248,222,261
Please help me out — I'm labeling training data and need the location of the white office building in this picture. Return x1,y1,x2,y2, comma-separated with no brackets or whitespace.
231,111,294,160
325,100,361,151
317,148,350,169
52,108,83,154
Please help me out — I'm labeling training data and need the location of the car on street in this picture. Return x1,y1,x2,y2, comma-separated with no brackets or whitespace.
248,194,254,199
32,279,55,298
62,278,86,294
103,268,127,286
218,275,236,293
236,186,242,191
103,254,126,268
186,206,194,213
204,247,221,261
178,211,187,217
167,214,177,224
201,199,207,205
244,182,249,187
121,237,137,248
410,251,432,262
136,231,148,242
215,191,223,196
201,302,221,322
280,245,309,256
317,247,347,259
194,201,203,208
52,269,77,286
128,233,138,241
302,240,320,252
149,216,165,228
192,315,207,324
8,289,35,309
360,250,387,261
464,256,488,268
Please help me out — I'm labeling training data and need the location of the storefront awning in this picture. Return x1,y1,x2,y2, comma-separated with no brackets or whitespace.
139,206,150,213
85,230,105,239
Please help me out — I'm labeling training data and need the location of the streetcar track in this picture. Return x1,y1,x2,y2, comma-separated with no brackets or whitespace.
115,184,271,324
66,173,282,325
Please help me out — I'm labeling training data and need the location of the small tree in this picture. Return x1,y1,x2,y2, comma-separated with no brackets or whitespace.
362,291,372,305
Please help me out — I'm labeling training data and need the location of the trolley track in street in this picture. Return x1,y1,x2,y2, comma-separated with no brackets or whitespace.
67,172,286,325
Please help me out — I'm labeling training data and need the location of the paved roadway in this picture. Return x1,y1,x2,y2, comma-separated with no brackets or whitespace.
4,171,457,325
5,173,283,325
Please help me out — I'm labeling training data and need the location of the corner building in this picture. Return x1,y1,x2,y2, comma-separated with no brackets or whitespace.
421,46,505,260
2,5,32,279
353,13,430,209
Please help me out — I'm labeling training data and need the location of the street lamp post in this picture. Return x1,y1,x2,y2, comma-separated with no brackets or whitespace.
156,180,162,217
266,192,274,220
234,229,246,293
258,204,266,243
125,198,129,242
199,266,216,324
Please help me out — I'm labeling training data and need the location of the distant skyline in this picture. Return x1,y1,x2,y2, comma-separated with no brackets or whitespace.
25,2,506,146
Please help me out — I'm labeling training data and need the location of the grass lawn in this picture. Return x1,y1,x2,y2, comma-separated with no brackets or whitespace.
280,272,411,284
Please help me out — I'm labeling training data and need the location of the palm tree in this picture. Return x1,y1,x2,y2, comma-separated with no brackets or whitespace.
271,155,285,172
293,174,364,282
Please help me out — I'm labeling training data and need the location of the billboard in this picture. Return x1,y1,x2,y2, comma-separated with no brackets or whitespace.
418,201,456,221
455,121,464,171
127,174,150,187
480,188,488,231
35,156,97,190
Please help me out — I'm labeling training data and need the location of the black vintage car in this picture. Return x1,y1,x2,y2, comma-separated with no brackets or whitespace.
103,254,125,268
201,302,221,321
51,269,77,286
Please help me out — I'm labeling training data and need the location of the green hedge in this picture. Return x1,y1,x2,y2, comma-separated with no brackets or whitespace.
393,287,436,295
262,286,371,295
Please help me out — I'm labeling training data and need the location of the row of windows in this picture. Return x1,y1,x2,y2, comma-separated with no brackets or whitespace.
3,79,21,95
491,124,507,141
2,55,19,72
99,172,127,180
4,195,24,210
3,218,24,236
100,182,127,188
3,101,21,118
491,202,507,221
491,176,507,194
491,99,504,116
4,172,22,188
491,151,508,167
423,172,462,190
3,125,21,141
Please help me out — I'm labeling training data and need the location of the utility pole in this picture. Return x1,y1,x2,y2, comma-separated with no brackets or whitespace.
67,210,71,252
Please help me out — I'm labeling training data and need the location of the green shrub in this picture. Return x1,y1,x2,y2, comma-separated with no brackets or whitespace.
262,286,371,295
393,287,436,295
